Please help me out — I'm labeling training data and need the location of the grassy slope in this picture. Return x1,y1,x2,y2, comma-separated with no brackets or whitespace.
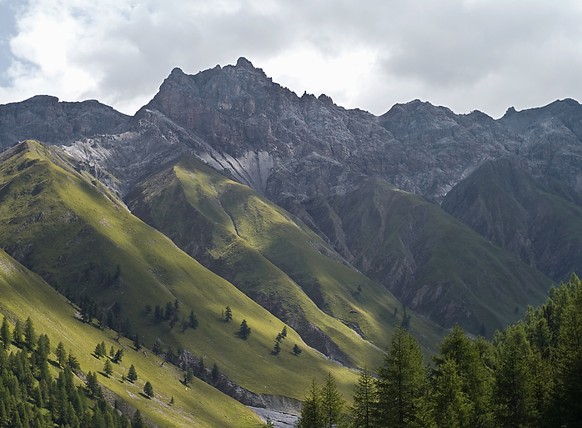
330,177,552,334
0,141,358,400
442,158,582,282
0,249,261,428
126,157,444,363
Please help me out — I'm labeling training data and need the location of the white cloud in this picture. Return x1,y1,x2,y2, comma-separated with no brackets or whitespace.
0,0,581,117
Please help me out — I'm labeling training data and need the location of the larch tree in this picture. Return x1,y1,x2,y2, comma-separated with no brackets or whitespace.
351,367,376,428
374,327,427,427
298,379,322,428
320,372,344,428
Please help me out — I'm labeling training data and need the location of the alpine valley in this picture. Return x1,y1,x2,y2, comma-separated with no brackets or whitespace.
0,58,581,426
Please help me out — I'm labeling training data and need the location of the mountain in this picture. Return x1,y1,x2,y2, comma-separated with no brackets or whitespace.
443,157,582,281
0,140,367,405
1,58,573,335
125,155,444,360
0,95,128,147
2,56,581,423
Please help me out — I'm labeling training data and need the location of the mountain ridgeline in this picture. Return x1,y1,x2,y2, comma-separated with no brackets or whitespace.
0,57,580,424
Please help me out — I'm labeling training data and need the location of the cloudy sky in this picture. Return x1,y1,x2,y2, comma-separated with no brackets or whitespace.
0,0,581,118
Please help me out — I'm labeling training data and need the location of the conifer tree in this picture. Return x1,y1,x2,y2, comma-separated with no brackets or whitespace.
432,357,471,427
0,316,10,349
189,310,198,329
298,379,322,428
94,342,105,358
184,368,194,385
212,363,220,382
552,274,582,426
493,323,534,427
293,344,302,356
352,367,376,428
103,359,113,377
238,319,251,339
113,349,124,363
134,333,141,351
127,364,138,382
144,381,154,398
374,327,427,427
86,371,102,398
12,319,23,347
224,306,233,322
436,325,493,425
55,341,67,368
273,339,281,355
132,409,145,428
320,372,344,428
24,317,36,351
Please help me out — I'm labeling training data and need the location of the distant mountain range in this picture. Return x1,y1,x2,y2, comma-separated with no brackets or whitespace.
0,57,580,423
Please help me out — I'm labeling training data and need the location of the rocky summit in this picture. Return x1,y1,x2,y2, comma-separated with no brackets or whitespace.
1,57,581,335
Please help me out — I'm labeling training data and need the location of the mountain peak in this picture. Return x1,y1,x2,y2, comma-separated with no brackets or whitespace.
235,56,255,70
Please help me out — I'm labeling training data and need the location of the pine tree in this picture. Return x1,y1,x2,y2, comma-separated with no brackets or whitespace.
436,325,493,426
352,367,376,428
94,342,105,358
86,371,102,398
113,349,124,364
184,368,193,385
12,319,23,347
143,381,154,398
293,344,302,356
127,364,138,382
132,409,145,428
224,306,233,322
0,316,10,349
493,323,534,427
552,274,582,426
55,342,67,368
189,310,198,329
133,333,141,351
432,357,471,427
103,359,113,377
320,372,344,428
298,379,322,428
238,319,251,339
67,352,80,370
212,363,220,382
24,317,36,351
273,338,281,355
374,327,427,427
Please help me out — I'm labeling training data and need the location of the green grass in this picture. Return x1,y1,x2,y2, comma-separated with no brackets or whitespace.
0,249,263,427
0,141,361,401
333,177,552,334
127,156,445,363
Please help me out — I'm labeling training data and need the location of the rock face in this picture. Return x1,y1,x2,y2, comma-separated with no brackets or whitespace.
0,95,129,148
2,57,581,331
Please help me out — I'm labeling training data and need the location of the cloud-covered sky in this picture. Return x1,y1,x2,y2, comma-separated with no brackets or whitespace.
0,0,581,118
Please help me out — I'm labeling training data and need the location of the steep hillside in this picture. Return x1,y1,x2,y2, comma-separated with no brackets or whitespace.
125,156,445,359
0,249,263,427
443,157,582,281
303,177,551,334
0,140,361,402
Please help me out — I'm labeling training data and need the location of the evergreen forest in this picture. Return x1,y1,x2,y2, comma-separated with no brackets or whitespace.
298,275,582,428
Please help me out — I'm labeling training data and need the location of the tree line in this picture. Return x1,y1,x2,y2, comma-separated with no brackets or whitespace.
298,274,582,427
